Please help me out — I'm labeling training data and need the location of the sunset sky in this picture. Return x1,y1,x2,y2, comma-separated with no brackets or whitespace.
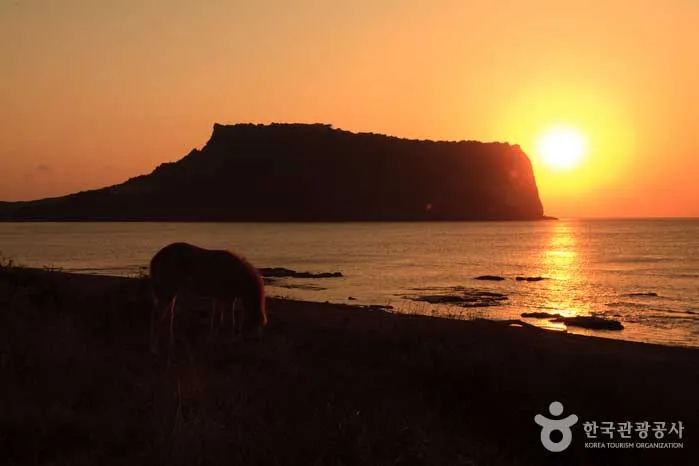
2,0,698,218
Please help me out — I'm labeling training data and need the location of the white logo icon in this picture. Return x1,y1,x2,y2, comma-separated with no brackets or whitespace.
534,401,579,452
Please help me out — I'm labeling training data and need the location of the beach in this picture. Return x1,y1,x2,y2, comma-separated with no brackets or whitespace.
2,219,697,349
1,267,697,465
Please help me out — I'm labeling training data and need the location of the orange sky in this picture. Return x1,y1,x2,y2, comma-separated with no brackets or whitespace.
2,0,698,218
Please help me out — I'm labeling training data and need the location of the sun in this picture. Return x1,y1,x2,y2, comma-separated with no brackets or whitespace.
537,125,587,171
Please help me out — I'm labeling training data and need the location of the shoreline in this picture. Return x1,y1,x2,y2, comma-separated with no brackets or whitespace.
22,265,699,350
5,265,698,352
1,267,697,464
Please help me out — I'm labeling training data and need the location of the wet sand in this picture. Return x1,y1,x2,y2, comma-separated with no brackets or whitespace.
1,267,697,465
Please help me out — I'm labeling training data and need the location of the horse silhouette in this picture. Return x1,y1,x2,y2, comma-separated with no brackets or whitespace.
149,242,267,350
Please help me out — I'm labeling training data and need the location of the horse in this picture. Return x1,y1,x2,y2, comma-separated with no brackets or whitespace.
149,242,267,351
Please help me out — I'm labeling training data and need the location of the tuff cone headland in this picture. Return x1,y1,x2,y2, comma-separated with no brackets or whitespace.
0,123,551,221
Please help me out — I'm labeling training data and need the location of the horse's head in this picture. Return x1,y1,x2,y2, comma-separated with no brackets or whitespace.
242,272,267,338
230,256,267,339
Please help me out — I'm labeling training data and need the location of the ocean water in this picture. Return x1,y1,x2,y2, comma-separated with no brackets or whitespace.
1,219,697,348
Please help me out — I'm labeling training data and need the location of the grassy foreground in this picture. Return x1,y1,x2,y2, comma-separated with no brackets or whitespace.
0,266,697,465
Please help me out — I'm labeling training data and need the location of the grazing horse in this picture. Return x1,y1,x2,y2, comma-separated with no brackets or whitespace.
149,242,267,350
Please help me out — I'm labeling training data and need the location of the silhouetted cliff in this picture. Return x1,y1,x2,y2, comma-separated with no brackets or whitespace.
0,123,550,221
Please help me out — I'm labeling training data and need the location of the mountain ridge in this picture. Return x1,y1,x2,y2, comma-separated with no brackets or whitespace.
0,123,551,221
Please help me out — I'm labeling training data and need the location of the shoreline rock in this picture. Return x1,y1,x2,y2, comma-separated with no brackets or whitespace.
521,311,563,319
515,276,547,282
551,315,625,331
521,312,624,331
410,290,508,308
260,267,343,279
474,275,505,281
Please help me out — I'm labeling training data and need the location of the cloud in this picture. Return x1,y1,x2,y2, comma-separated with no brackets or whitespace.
23,164,52,181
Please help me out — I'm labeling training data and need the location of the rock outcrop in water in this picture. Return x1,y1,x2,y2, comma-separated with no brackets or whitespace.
0,123,550,221
409,289,509,308
521,312,625,331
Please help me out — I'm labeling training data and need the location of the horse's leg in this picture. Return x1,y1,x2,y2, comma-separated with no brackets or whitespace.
150,292,170,354
159,295,171,322
209,298,218,341
150,297,161,354
168,294,178,347
232,298,239,339
234,298,248,340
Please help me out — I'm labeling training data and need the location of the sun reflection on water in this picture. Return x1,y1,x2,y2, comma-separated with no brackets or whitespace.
539,222,590,329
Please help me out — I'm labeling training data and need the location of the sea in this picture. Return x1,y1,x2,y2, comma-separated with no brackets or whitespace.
1,219,697,348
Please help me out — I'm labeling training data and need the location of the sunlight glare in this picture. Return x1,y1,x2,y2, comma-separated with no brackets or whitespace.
537,125,587,171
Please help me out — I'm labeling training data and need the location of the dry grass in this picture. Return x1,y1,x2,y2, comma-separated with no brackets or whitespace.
0,267,697,465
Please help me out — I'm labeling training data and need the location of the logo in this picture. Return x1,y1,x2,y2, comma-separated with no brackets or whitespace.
534,401,579,452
